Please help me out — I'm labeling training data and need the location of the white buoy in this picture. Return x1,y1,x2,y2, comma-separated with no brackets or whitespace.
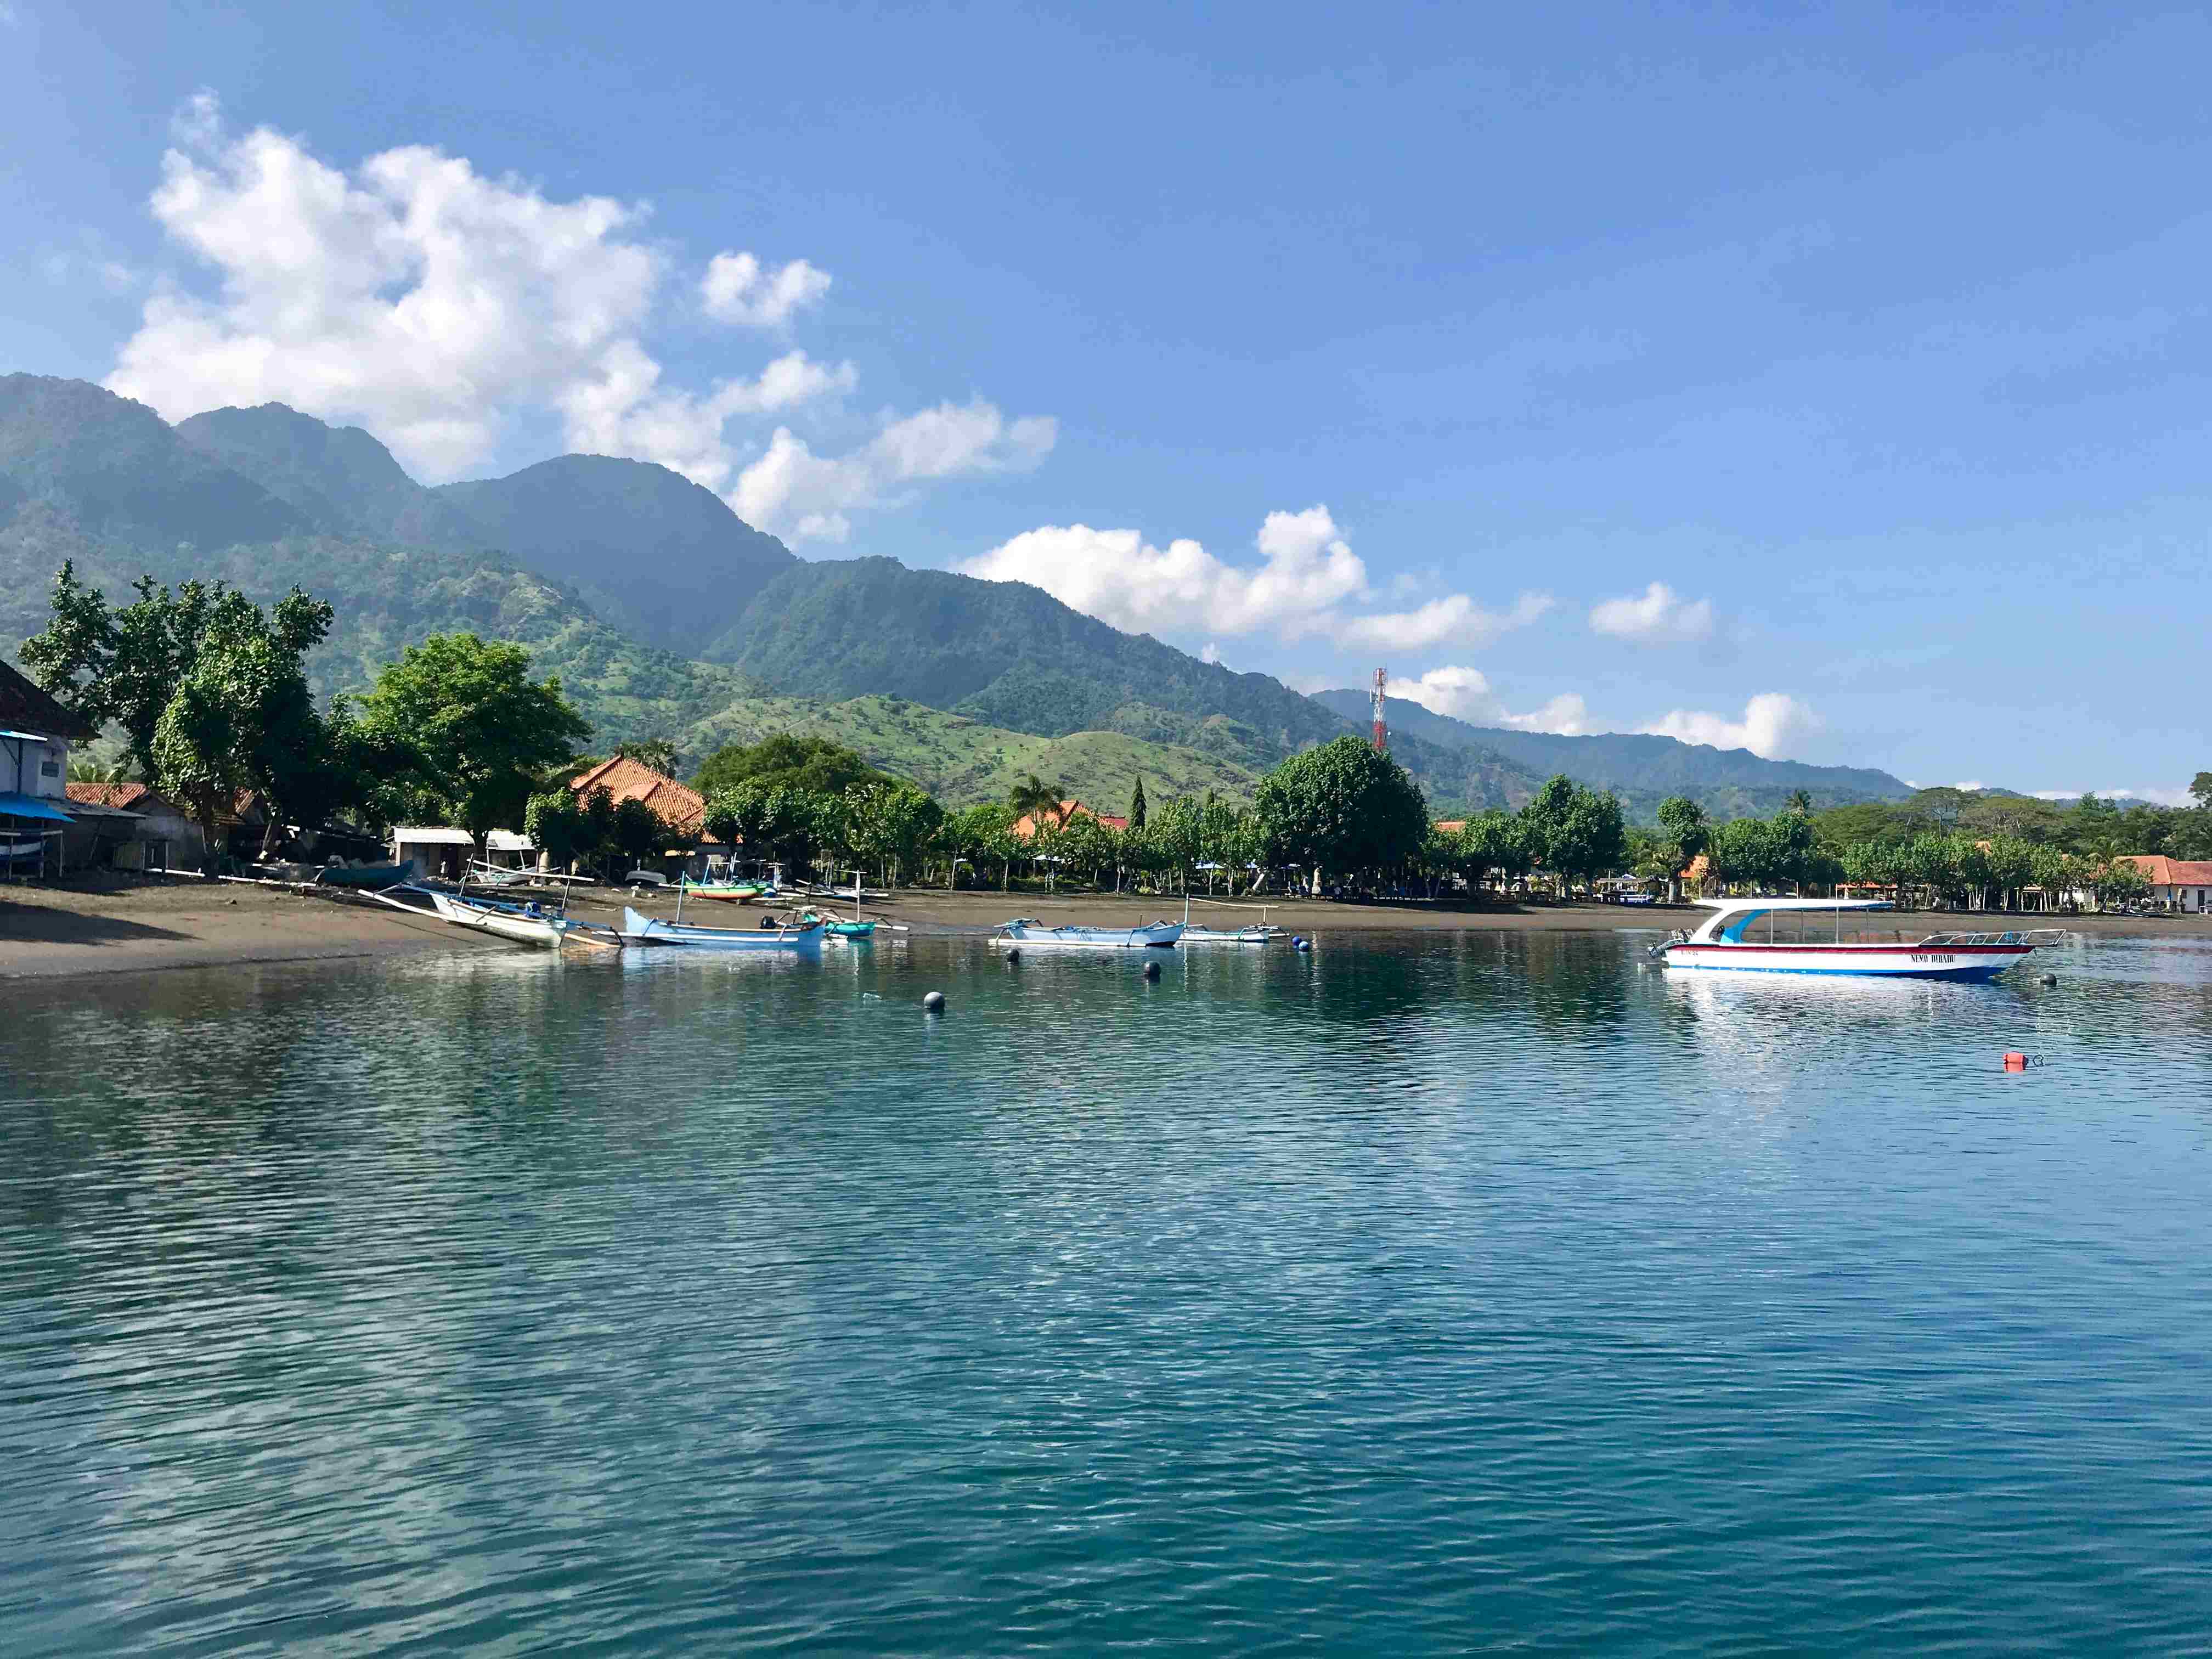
923,990,946,1013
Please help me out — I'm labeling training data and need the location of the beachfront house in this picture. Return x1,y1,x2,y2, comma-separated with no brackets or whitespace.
2115,856,2212,913
566,755,722,877
64,782,204,872
1009,799,1130,839
1,660,92,878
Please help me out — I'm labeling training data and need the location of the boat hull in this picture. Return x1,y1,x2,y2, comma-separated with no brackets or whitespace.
427,890,568,948
1178,927,1279,945
998,921,1183,951
622,906,823,950
1660,942,2034,981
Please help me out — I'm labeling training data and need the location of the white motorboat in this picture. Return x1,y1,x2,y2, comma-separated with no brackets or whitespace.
1652,898,2062,981
996,918,1183,951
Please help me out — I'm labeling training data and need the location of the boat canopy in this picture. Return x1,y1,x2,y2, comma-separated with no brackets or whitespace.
1689,896,1896,945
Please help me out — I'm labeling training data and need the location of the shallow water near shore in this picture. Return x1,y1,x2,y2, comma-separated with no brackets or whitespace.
5,928,2211,1654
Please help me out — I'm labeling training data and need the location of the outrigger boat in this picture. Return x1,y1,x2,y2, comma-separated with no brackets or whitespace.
421,888,577,949
1652,898,2062,981
679,874,776,903
1173,898,1283,945
996,918,1183,952
621,905,824,951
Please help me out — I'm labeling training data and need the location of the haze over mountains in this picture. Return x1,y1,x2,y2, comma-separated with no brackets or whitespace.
0,372,1917,816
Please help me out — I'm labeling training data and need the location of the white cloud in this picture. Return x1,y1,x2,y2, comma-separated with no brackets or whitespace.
961,505,1551,651
732,402,1055,541
104,96,1046,536
1199,643,1221,664
2030,786,2196,807
1343,591,1553,651
1497,692,1594,735
1640,692,1819,759
1385,668,1593,734
701,251,832,327
1590,580,1715,643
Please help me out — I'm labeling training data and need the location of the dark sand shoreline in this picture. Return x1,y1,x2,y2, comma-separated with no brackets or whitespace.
5,876,2202,980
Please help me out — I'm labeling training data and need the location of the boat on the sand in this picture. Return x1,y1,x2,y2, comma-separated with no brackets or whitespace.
423,888,575,949
1652,898,2062,981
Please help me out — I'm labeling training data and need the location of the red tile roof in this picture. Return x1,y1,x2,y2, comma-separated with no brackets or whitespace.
66,781,159,810
0,661,97,743
2118,856,2212,887
1011,799,1129,839
568,755,707,834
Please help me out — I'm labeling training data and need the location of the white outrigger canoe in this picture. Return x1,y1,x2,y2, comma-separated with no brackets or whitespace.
1653,898,2061,981
425,888,579,949
1173,899,1284,945
996,918,1183,951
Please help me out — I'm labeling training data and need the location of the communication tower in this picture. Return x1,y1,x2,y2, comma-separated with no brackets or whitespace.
1371,667,1387,752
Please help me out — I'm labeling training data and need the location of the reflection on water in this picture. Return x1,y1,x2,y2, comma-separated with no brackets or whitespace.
4,928,2212,1654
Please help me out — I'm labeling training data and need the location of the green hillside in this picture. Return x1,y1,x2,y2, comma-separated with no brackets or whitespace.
1,377,746,744
681,693,1260,808
701,556,1349,771
439,454,795,656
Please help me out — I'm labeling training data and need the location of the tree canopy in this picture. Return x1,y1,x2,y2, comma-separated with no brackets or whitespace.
691,732,889,798
357,633,591,850
19,561,390,859
1252,736,1429,881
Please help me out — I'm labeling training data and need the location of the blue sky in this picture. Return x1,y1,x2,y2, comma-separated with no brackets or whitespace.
4,1,2208,797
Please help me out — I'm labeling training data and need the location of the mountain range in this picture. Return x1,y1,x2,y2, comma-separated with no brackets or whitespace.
1,371,1917,817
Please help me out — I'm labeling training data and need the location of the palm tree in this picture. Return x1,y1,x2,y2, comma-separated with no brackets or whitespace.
1786,788,1813,816
1007,772,1064,825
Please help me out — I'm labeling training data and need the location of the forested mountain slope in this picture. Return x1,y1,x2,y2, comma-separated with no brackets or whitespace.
701,557,1351,772
1,377,744,742
439,455,795,656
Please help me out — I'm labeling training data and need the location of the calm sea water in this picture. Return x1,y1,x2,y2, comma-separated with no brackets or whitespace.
4,928,2211,1654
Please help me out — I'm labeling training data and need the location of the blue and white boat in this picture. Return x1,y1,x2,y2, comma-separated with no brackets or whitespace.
622,905,824,951
1653,898,2061,981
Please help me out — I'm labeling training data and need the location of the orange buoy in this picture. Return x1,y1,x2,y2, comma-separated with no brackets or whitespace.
2004,1052,2028,1070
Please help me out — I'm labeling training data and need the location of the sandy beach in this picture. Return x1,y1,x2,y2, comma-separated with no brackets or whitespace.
0,874,513,980
5,874,2201,980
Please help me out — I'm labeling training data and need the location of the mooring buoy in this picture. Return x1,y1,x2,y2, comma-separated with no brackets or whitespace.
1142,960,1161,980
923,990,946,1013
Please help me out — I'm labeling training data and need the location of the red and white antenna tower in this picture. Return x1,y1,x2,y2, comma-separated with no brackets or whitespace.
1371,667,1388,752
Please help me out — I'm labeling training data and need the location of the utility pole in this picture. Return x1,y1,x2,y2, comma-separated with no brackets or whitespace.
1371,667,1388,753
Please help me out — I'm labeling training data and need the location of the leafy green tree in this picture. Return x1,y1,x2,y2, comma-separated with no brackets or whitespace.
691,733,888,798
357,634,592,857
610,797,668,869
1654,796,1710,900
1128,774,1148,832
2191,772,2212,811
22,563,347,865
524,789,588,872
1455,809,1522,895
843,781,943,888
1255,736,1429,893
1707,816,1775,894
940,802,1017,890
1554,786,1629,894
